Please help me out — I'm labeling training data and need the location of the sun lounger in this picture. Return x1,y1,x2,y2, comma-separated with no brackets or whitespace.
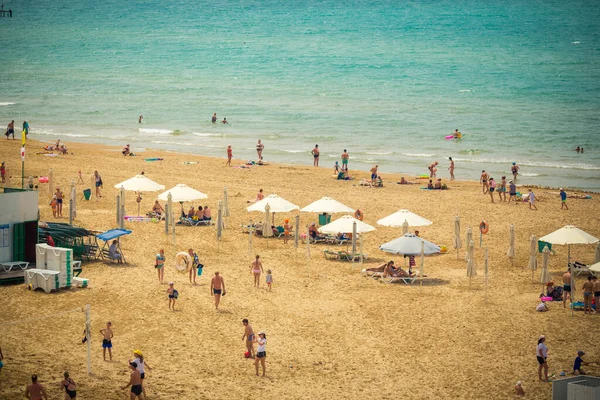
380,271,424,284
72,261,82,277
569,261,591,276
1,261,29,272
72,276,89,288
179,217,214,226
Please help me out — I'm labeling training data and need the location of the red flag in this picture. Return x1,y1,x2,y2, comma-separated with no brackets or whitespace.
21,147,25,161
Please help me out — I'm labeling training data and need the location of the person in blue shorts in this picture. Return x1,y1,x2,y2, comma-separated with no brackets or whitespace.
559,188,568,210
100,321,114,361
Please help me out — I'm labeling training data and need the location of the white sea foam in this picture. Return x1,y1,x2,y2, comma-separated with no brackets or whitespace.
0,102,16,106
32,129,90,138
151,140,192,146
521,173,540,177
140,128,173,135
459,89,471,92
571,41,580,44
452,157,600,171
281,149,306,154
403,153,435,158
366,151,393,155
191,132,222,137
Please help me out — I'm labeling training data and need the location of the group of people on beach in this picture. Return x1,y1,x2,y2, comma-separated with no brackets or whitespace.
4,120,29,139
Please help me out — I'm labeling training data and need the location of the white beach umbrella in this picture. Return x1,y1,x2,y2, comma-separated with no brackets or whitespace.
352,221,358,254
263,203,273,239
528,235,538,282
306,226,311,272
596,243,600,264
376,209,433,228
539,225,599,303
465,227,473,261
300,197,354,214
380,233,441,256
467,240,477,284
48,168,53,199
318,215,375,235
419,241,425,288
247,194,299,213
158,184,207,202
115,175,165,192
294,215,300,248
507,224,516,266
540,246,552,292
589,262,600,274
453,216,462,259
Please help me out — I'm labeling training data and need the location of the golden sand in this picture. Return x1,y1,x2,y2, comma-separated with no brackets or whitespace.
0,139,599,399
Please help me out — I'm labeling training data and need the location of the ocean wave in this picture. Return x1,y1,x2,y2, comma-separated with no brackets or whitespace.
280,149,306,154
191,132,224,137
0,102,16,106
139,128,174,135
521,173,540,177
366,151,393,155
458,149,484,155
459,89,471,93
32,129,91,138
151,140,192,146
403,153,435,158
452,157,600,171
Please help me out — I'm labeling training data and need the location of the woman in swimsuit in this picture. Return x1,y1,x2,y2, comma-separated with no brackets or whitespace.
251,255,264,288
283,219,291,244
62,371,76,399
498,176,507,202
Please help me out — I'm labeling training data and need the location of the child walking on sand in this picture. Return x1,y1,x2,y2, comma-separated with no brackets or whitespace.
50,195,58,218
100,321,114,361
266,269,273,291
167,282,178,310
528,189,538,210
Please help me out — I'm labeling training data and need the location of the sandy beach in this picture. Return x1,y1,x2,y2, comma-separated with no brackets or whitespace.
0,139,599,400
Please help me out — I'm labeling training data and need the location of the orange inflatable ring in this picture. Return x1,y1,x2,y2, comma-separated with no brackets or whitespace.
479,221,489,235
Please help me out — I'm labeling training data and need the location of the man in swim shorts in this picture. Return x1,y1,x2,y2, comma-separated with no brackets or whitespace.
480,170,489,194
211,271,226,311
508,180,517,204
121,362,143,399
562,269,572,308
311,145,319,167
5,120,14,139
593,276,600,315
25,375,48,400
341,149,349,171
370,164,378,185
100,321,114,361
242,319,255,358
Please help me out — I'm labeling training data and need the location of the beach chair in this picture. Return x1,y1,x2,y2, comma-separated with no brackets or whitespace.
569,261,591,276
323,250,346,260
381,271,424,285
273,226,285,238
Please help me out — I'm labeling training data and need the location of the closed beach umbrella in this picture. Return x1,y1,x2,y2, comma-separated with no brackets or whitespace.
484,248,489,300
467,240,477,284
48,168,53,199
352,221,358,255
528,235,538,282
158,184,207,203
294,215,300,248
223,187,230,218
377,209,433,228
263,203,273,238
507,224,515,266
453,216,462,259
539,225,599,303
380,233,441,256
540,246,552,291
216,200,223,241
318,215,375,235
119,186,126,229
595,243,600,264
465,227,473,261
166,192,172,236
402,220,409,235
300,197,354,214
306,226,311,272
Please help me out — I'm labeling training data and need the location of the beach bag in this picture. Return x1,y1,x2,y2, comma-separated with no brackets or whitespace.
197,263,204,276
173,289,179,299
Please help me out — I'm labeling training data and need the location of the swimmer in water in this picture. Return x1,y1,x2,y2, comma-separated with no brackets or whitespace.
212,113,217,123
222,118,228,124
138,115,143,123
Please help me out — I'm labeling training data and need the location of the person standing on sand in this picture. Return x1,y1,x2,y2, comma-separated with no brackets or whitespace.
129,350,152,398
593,276,600,315
61,371,77,400
188,248,199,284
370,164,378,185
562,268,572,308
341,149,349,171
100,321,114,361
254,331,267,377
94,171,102,200
311,144,319,167
242,319,255,358
283,219,291,244
211,271,225,311
480,170,489,194
266,269,273,291
155,249,165,284
488,178,496,203
25,375,48,400
537,335,549,382
448,157,455,180
167,282,178,310
256,139,264,161
0,162,6,183
511,162,520,182
226,145,232,166
528,189,537,210
507,180,517,204
55,187,64,217
23,121,30,136
497,176,507,202
559,188,568,210
212,113,217,124
121,362,143,400
251,255,264,288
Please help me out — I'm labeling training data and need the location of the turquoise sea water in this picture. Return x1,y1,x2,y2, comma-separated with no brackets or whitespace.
1,0,599,190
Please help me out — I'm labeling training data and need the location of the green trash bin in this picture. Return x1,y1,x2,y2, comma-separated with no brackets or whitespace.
318,213,331,225
83,188,92,201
